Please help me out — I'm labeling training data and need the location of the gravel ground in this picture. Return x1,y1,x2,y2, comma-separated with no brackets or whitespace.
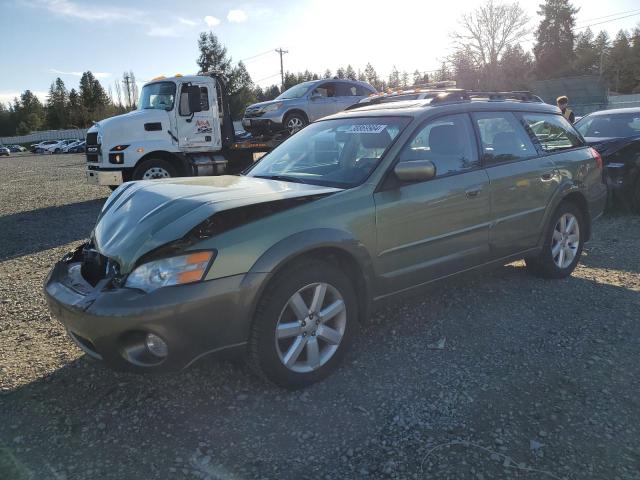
1,154,639,480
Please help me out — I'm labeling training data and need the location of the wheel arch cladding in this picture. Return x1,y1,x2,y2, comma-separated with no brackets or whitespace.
561,191,591,241
285,109,308,123
246,229,374,325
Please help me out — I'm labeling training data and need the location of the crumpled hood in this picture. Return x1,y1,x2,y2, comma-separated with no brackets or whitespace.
93,176,341,273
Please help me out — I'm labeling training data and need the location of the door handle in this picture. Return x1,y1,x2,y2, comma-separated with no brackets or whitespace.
465,186,483,198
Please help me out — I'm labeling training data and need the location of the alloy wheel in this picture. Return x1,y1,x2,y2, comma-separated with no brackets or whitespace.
275,282,347,373
551,213,580,269
287,117,304,135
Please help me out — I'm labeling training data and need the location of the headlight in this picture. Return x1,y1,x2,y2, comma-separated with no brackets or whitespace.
125,251,215,293
261,102,283,113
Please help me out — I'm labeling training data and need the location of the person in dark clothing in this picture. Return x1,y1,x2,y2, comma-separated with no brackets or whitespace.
556,96,575,123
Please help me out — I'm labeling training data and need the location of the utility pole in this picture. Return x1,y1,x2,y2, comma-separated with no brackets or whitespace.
275,48,288,91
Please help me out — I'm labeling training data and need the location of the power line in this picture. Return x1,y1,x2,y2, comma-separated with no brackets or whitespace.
239,49,274,63
254,73,281,83
576,8,640,26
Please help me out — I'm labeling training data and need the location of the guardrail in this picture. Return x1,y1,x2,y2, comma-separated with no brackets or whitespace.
0,128,88,145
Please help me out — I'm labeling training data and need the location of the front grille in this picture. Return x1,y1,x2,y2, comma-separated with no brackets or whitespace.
80,247,108,286
86,132,98,145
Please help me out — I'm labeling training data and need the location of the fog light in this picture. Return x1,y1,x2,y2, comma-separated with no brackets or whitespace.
145,333,168,358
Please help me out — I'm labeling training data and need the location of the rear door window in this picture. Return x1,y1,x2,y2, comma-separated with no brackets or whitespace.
471,112,537,165
521,113,582,152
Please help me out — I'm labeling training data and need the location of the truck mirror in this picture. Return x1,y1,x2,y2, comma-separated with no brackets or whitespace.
187,86,202,114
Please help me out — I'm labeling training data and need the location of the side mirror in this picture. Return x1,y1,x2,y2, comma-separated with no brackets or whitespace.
394,160,436,182
310,92,322,100
186,85,202,114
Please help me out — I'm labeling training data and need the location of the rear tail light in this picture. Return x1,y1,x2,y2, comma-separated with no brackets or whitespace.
589,147,603,171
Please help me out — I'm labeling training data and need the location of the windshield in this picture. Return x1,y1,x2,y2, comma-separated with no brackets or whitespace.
576,112,640,138
247,117,410,188
139,81,176,111
276,82,313,100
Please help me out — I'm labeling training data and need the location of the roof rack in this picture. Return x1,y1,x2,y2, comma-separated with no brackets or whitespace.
429,90,543,105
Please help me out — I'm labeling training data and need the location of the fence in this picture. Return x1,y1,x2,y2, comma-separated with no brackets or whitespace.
0,128,88,145
607,93,640,109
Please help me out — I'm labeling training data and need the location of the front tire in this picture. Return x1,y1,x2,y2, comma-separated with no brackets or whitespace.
526,202,584,279
248,260,358,389
284,112,308,136
132,158,177,181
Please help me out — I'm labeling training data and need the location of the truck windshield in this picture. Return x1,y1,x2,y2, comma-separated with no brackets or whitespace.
139,81,176,111
276,82,313,100
247,117,410,188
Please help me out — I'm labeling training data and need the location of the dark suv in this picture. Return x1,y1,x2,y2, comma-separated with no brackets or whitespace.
45,90,606,388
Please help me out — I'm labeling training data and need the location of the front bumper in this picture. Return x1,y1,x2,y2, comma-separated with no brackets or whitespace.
44,255,266,372
242,117,284,136
86,168,124,186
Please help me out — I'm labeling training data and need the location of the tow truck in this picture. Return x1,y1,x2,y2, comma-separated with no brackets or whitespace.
85,71,283,188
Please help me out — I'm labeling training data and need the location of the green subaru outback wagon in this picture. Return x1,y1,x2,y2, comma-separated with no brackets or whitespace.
45,91,607,388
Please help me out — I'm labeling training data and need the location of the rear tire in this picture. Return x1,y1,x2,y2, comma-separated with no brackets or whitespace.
248,260,358,389
132,158,177,181
525,202,584,279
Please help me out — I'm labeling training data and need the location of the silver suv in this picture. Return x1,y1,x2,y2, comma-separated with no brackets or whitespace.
242,79,376,136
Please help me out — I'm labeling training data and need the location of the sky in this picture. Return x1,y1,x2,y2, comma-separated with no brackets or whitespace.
1,0,640,106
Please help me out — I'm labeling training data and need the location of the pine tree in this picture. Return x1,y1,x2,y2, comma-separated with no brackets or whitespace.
336,67,346,79
412,70,423,85
499,44,534,90
533,0,579,79
14,90,45,134
345,65,356,80
46,77,68,129
607,30,635,93
323,69,332,79
388,66,400,88
364,63,380,89
573,28,599,74
197,32,233,75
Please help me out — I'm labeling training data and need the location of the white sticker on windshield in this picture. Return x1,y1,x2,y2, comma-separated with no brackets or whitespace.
344,124,387,134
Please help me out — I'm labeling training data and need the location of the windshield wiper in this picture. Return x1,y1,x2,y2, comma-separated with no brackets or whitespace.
254,175,310,184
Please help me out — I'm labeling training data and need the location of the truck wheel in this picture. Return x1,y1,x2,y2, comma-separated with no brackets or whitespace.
525,202,584,279
132,158,176,181
248,260,358,389
284,112,307,136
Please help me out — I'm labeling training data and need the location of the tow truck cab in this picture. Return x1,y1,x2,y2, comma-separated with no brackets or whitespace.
85,73,262,187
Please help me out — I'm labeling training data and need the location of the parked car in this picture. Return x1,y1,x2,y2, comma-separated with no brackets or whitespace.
67,140,85,153
8,144,26,152
0,146,9,156
242,79,376,137
31,140,59,153
42,139,78,154
45,91,606,388
62,140,82,153
575,107,640,212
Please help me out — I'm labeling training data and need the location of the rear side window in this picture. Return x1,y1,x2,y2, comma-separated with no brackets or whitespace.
336,83,358,96
521,113,581,151
472,112,537,165
356,85,373,96
398,114,479,177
